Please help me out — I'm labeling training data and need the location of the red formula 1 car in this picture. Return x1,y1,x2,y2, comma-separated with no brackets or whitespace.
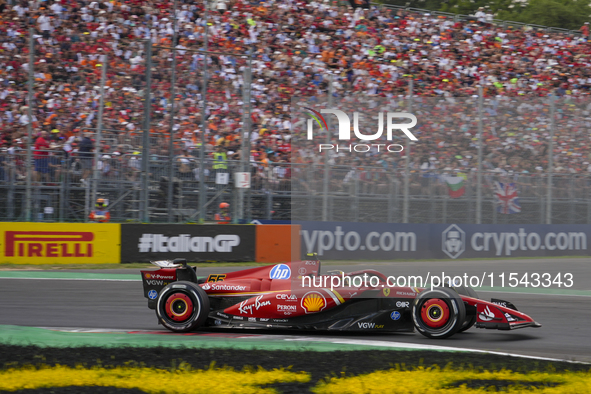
140,257,541,339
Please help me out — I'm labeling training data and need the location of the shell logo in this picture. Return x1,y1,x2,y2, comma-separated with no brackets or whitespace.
301,291,327,314
145,273,151,279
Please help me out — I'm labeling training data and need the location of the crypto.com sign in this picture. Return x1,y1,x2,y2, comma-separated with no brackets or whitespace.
304,108,418,153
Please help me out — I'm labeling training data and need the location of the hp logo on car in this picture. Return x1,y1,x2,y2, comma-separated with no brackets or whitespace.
270,264,291,280
390,311,401,321
148,290,158,300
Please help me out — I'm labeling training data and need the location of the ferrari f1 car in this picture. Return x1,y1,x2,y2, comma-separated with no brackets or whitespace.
140,257,541,339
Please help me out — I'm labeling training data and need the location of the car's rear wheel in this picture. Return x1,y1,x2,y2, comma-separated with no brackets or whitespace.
156,281,210,332
412,287,466,339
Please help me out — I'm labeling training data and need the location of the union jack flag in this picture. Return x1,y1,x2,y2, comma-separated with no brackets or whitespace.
494,181,521,214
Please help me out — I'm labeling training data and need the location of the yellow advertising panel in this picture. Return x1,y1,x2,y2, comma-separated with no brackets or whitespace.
0,223,121,264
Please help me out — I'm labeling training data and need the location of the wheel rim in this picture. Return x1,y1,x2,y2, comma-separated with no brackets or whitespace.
421,299,450,328
165,293,194,322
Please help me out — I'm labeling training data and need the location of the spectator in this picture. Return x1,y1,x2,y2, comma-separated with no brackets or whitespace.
581,22,589,39
34,131,50,183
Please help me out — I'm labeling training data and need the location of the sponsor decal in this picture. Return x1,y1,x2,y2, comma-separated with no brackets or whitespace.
298,267,307,275
202,283,211,290
145,273,175,280
214,320,222,326
272,319,288,323
207,274,226,283
260,318,269,322
233,316,244,320
301,291,327,314
137,233,240,253
248,317,256,322
504,313,517,322
238,295,272,315
145,280,170,286
210,284,247,292
5,231,95,258
347,292,358,298
216,312,229,319
148,290,158,300
396,301,410,308
479,305,496,322
276,293,298,302
357,322,385,329
383,288,390,297
277,305,297,312
391,311,401,320
396,291,416,296
492,301,507,307
304,260,317,265
269,264,291,280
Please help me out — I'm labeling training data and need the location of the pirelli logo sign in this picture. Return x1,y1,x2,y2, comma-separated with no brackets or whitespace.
0,223,121,264
5,231,94,258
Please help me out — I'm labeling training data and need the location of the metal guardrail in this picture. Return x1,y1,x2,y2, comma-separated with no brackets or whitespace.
3,151,590,224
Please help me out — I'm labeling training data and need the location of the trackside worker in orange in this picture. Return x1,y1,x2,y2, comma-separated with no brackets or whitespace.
215,202,231,224
89,198,111,223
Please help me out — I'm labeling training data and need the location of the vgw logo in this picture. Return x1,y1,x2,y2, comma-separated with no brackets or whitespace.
304,107,418,153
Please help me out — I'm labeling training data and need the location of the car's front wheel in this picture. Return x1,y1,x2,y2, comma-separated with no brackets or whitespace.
455,286,479,332
412,287,466,339
156,281,210,332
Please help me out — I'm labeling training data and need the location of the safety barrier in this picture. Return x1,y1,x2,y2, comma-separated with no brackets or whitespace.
0,223,298,264
297,221,591,260
5,221,584,263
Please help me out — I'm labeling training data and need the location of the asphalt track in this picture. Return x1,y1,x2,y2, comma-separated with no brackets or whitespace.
1,258,590,362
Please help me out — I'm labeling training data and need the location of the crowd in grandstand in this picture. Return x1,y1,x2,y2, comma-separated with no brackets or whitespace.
0,0,591,191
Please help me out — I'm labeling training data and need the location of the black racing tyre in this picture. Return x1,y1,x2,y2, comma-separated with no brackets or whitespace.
156,281,210,333
464,286,479,299
412,287,466,339
453,286,479,332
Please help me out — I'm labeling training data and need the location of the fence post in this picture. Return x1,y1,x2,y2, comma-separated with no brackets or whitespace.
25,28,34,222
387,176,394,222
91,55,107,219
7,157,14,220
238,52,252,222
403,79,413,223
546,93,555,224
198,2,210,223
167,0,178,223
353,172,359,222
141,40,152,223
476,85,483,224
244,53,253,222
322,75,333,221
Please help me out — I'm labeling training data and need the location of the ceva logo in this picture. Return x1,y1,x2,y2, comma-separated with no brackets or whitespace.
305,108,418,141
269,264,291,280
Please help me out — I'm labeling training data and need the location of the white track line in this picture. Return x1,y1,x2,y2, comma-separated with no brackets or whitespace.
36,327,588,364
